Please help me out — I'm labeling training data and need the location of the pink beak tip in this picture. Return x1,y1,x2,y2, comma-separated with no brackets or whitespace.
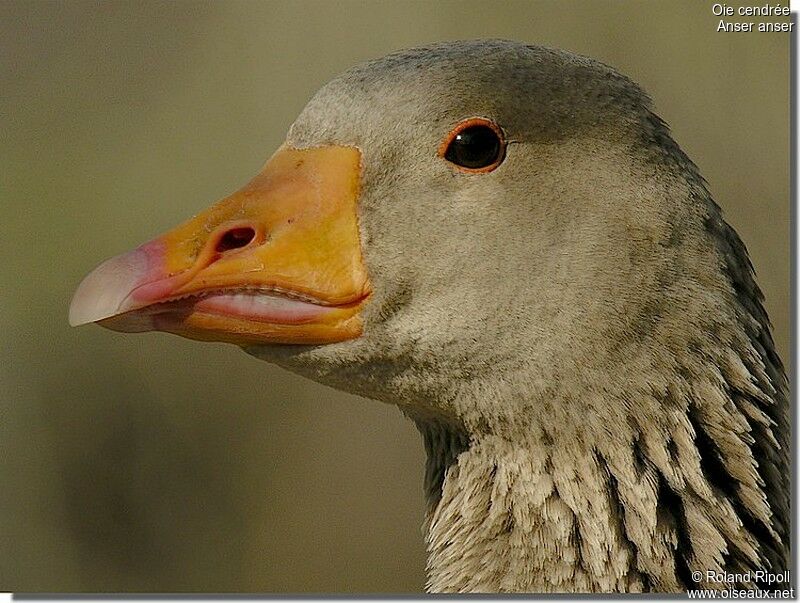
68,247,154,327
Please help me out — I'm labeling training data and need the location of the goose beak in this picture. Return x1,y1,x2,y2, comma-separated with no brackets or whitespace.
69,145,371,346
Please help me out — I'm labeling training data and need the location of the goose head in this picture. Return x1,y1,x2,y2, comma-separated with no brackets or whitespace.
69,40,788,592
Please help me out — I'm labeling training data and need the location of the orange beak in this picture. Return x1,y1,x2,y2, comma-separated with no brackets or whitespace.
69,145,371,346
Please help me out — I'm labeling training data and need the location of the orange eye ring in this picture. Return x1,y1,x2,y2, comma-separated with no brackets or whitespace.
438,117,507,173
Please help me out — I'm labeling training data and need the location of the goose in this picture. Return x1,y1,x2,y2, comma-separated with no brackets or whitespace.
68,40,789,593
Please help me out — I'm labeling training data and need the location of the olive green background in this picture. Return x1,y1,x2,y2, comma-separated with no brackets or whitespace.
1,0,790,593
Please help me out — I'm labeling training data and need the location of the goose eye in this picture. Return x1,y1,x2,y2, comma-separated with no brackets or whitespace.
440,118,506,173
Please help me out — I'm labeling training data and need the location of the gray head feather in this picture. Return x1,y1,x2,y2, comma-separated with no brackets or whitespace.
247,40,788,593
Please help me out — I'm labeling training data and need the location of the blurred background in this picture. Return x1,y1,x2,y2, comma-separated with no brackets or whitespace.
1,0,790,593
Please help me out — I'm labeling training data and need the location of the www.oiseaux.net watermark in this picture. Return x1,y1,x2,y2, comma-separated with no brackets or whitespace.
687,570,793,598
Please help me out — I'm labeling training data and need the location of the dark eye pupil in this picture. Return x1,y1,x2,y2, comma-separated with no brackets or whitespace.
444,125,502,169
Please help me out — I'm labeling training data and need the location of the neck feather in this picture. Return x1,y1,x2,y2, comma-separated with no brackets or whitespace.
417,355,788,594
421,432,648,593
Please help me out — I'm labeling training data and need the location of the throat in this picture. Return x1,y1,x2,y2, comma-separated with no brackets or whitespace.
419,432,646,593
415,418,470,517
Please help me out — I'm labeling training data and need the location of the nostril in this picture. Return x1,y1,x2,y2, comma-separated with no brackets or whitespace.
215,226,257,253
